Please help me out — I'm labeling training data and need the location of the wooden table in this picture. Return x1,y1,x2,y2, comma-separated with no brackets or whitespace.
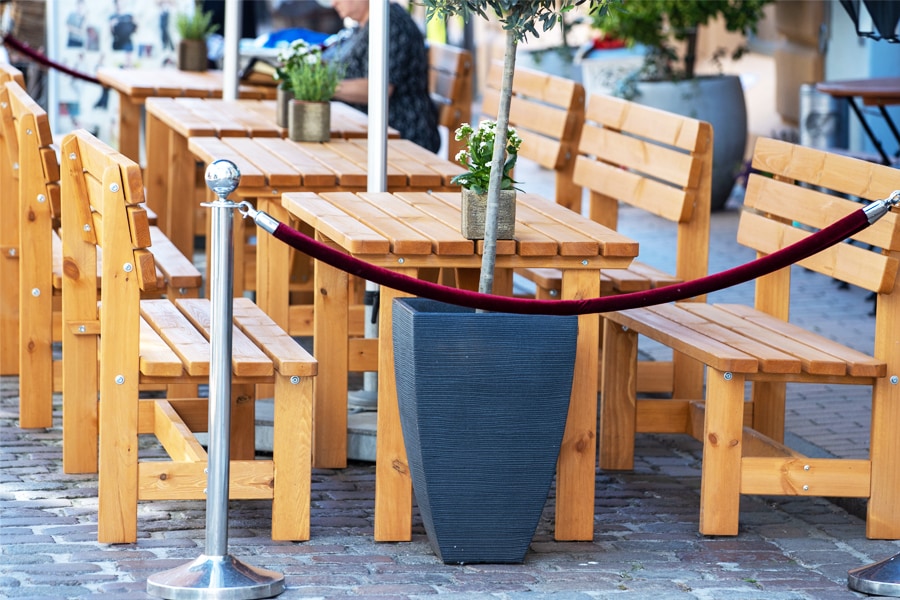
280,190,638,542
96,67,278,162
145,97,399,257
188,136,465,301
816,77,900,165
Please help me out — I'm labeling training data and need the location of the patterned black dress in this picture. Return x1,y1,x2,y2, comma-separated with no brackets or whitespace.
329,2,441,153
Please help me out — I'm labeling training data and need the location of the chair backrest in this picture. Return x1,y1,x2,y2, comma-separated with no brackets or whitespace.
0,65,26,375
480,60,585,211
0,63,26,179
741,137,900,322
573,93,713,288
60,129,157,426
2,80,60,420
427,42,473,160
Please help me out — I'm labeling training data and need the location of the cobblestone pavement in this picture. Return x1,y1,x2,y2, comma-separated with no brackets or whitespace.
2,183,896,598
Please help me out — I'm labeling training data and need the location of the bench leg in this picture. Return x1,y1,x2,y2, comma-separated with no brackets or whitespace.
699,369,745,536
97,351,139,544
599,318,638,471
230,384,255,461
271,372,312,541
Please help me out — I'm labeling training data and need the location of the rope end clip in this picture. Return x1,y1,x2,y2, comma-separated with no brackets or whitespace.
237,201,279,235
864,190,900,224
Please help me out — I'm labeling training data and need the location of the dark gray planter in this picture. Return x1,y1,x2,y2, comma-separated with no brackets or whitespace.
392,298,578,564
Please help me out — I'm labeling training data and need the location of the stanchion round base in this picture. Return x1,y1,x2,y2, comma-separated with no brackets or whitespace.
348,388,378,411
147,554,284,599
848,553,900,597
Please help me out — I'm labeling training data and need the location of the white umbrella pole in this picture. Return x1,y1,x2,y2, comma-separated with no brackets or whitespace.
350,0,389,411
222,0,240,101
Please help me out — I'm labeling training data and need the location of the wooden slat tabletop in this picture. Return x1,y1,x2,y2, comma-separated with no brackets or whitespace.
188,137,464,195
145,98,397,139
281,190,637,267
97,68,276,101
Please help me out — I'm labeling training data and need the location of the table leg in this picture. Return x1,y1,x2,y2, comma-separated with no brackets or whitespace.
167,130,195,258
118,97,142,163
555,268,600,541
374,275,414,542
144,112,167,232
256,197,291,331
846,97,892,165
312,242,349,468
875,105,900,157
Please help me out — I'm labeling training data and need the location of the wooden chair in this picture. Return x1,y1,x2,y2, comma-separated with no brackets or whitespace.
60,128,317,544
1,80,203,439
600,137,900,538
0,63,25,376
427,42,473,160
480,60,585,212
523,93,713,396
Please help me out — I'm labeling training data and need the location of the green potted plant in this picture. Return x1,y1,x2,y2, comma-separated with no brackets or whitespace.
275,39,343,142
589,0,774,210
391,0,610,565
175,1,218,72
452,120,522,240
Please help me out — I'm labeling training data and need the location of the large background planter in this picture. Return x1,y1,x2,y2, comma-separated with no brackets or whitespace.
631,75,747,211
392,298,578,564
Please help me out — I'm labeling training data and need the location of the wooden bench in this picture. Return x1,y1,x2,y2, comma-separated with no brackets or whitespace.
521,93,714,395
480,60,585,212
600,137,900,538
1,80,204,438
427,42,473,160
60,129,318,544
0,63,25,377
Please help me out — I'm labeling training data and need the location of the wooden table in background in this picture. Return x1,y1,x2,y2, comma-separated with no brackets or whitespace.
280,189,638,542
145,97,399,257
96,67,278,162
188,135,464,304
816,77,900,165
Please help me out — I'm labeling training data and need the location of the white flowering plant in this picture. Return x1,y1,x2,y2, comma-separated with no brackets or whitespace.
451,121,522,195
274,39,343,102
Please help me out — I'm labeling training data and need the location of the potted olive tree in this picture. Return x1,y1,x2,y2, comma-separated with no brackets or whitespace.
591,0,773,210
175,1,218,72
391,0,609,565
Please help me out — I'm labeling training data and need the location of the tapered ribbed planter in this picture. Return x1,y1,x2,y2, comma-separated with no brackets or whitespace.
392,298,577,564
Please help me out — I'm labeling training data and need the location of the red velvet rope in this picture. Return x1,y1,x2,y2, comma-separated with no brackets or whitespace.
2,34,104,86
270,207,872,316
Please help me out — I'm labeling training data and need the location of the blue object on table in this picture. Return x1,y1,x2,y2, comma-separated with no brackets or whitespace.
256,28,332,49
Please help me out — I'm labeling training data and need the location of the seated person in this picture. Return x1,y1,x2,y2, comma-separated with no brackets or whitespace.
327,0,441,153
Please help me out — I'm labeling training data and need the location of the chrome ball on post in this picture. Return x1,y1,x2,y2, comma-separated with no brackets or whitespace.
205,159,241,199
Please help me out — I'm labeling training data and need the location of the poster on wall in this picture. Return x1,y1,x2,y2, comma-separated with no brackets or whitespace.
47,0,195,146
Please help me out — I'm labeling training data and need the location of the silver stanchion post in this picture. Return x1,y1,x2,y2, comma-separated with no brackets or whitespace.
147,160,285,599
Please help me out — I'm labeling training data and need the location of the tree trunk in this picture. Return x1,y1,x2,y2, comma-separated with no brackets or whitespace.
478,30,517,297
